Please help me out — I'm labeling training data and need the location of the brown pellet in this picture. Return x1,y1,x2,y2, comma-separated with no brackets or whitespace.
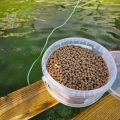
46,45,109,90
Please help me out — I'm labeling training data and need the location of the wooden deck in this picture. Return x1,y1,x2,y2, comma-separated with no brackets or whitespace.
73,94,120,120
0,80,120,120
0,81,58,120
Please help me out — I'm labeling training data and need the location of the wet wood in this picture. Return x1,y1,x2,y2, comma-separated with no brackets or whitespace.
0,81,58,120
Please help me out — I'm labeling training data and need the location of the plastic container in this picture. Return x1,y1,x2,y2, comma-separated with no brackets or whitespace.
42,37,117,107
109,51,120,100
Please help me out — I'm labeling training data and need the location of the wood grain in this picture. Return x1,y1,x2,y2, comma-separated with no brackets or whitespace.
73,94,120,120
0,81,58,120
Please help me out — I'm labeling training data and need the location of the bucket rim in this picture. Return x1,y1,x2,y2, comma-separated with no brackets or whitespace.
42,37,117,95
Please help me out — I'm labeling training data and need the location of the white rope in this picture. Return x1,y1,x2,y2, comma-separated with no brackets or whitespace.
27,0,82,85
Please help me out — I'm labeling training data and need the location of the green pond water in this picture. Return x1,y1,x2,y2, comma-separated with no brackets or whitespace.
0,0,120,119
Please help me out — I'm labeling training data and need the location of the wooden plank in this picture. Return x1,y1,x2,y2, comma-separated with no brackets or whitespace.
0,81,58,120
72,94,120,120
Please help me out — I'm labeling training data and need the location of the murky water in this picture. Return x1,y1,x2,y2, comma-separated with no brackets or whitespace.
0,0,120,119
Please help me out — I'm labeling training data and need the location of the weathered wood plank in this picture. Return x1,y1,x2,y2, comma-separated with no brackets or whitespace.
72,94,120,120
0,81,58,120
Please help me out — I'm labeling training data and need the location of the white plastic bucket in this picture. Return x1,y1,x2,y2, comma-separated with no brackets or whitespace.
42,37,117,107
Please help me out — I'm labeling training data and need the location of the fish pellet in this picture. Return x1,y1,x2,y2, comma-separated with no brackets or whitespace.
46,45,109,90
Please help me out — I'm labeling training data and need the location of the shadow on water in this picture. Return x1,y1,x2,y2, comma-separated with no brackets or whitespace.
0,0,120,119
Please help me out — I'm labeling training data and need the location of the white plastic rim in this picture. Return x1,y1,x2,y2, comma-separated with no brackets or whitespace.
42,37,117,96
109,51,120,99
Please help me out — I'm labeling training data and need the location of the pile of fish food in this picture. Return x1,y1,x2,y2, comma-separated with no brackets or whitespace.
46,45,109,90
